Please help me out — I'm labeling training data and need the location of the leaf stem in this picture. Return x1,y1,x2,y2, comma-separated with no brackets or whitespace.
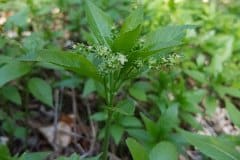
102,72,115,160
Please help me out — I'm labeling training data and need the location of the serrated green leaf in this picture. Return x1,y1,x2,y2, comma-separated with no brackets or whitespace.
149,141,178,160
126,138,149,160
28,78,53,107
112,8,143,52
85,0,113,47
180,130,240,160
143,25,193,55
0,62,31,87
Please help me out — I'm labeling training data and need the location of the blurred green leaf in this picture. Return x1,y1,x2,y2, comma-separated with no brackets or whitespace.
126,138,149,160
149,141,178,160
225,99,240,128
0,62,31,87
143,25,193,55
209,36,234,74
180,130,240,160
85,0,113,47
110,124,124,145
91,112,107,122
82,79,96,97
115,99,135,115
129,83,147,101
0,86,21,105
27,77,53,107
0,145,13,160
19,152,50,160
112,8,143,52
120,116,142,128
184,69,206,83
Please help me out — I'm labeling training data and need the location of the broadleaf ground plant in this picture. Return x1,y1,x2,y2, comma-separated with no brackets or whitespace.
1,0,239,159
21,1,191,159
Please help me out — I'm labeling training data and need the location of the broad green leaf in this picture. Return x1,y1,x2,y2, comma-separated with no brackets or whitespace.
0,56,13,64
110,125,124,145
5,9,28,29
129,84,147,101
209,36,234,74
0,145,12,160
0,62,31,87
149,141,178,160
27,78,53,107
85,0,113,47
115,99,135,115
184,69,206,83
112,8,143,52
225,99,240,128
120,116,142,127
214,85,240,98
0,86,22,105
21,49,100,81
54,78,81,88
126,129,151,143
140,113,159,138
144,25,193,53
205,96,217,116
82,79,96,97
23,33,46,55
19,152,50,160
126,138,149,160
180,130,240,160
90,112,107,121
158,104,179,138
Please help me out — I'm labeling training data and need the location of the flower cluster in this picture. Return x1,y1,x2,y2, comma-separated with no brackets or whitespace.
75,42,180,77
148,53,181,70
95,46,128,75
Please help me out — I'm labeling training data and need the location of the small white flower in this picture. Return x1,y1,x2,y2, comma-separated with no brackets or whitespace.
118,54,128,65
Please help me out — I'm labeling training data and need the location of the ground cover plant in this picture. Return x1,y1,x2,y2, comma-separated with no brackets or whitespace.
0,0,240,160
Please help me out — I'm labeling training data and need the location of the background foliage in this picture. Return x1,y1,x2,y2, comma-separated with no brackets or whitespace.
0,0,240,159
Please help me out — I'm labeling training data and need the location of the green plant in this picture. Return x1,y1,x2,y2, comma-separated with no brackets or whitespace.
16,0,191,159
0,145,49,160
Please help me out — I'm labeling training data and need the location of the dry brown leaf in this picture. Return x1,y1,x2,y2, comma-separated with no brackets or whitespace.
39,121,72,148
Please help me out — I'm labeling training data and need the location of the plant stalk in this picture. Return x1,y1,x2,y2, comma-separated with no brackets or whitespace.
102,110,113,160
102,73,115,160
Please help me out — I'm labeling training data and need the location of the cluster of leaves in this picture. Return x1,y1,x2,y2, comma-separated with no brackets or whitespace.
124,0,240,159
0,0,240,160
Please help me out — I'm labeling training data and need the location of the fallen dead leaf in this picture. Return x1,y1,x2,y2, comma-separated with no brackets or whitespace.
39,121,72,148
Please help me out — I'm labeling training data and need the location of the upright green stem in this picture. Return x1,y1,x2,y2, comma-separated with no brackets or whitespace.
102,109,113,160
102,73,115,160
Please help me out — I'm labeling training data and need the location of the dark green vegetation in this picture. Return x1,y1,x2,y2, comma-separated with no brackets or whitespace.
0,0,240,159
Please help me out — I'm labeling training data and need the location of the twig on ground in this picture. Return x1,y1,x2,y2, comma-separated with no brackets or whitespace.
53,89,60,151
71,88,85,153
